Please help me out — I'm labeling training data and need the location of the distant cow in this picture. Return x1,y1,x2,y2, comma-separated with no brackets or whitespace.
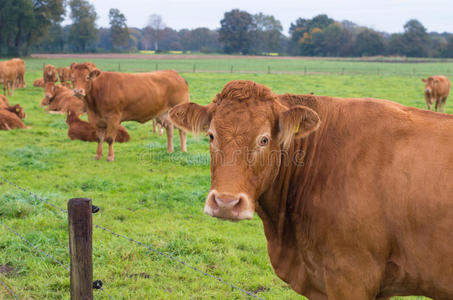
33,78,45,87
10,58,25,88
72,64,189,161
57,67,72,86
422,75,451,112
43,64,58,83
169,80,453,299
0,104,26,130
42,82,85,114
0,60,16,95
66,110,130,143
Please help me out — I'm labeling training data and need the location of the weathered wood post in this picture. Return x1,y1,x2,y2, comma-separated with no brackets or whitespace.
68,198,93,300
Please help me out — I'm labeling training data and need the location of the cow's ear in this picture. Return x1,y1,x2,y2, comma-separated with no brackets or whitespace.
279,105,320,148
169,103,211,133
421,78,427,83
89,69,101,80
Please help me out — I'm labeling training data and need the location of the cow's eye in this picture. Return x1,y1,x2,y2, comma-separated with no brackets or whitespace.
259,136,269,147
208,133,214,141
85,75,90,81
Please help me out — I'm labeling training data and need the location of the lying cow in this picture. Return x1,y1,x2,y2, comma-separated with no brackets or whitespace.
66,110,130,143
43,64,58,83
72,64,189,161
42,82,85,114
57,67,72,87
0,95,11,108
33,78,45,88
0,104,27,130
422,75,451,112
169,80,453,300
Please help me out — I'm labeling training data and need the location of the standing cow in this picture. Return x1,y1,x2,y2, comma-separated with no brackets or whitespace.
169,80,453,300
71,64,190,161
43,64,58,83
422,75,450,112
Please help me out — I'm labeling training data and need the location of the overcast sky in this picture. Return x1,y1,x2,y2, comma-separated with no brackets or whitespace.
85,0,453,35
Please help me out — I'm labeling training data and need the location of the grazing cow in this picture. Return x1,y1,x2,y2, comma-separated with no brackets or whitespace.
10,58,25,88
422,75,451,112
71,64,189,161
0,104,26,130
33,78,45,87
57,67,72,86
66,110,130,143
42,82,85,114
43,64,58,83
169,80,453,300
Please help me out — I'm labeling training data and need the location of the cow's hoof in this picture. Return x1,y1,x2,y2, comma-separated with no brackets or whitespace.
94,155,101,160
107,157,114,162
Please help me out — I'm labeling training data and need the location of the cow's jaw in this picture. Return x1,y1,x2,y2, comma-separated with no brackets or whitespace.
204,190,254,220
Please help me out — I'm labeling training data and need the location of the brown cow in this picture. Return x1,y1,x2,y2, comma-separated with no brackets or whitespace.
0,104,26,130
10,58,25,88
0,95,10,108
66,110,130,143
422,75,451,112
43,64,58,83
57,67,72,86
169,80,453,300
0,60,17,96
42,82,85,114
33,78,45,87
71,64,189,161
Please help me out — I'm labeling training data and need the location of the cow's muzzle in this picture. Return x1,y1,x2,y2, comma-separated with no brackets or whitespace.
204,190,254,220
73,89,85,98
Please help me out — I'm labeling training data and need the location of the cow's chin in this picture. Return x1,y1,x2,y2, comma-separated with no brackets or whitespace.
203,190,255,221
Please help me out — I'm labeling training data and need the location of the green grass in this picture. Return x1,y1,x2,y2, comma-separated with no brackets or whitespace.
0,57,443,299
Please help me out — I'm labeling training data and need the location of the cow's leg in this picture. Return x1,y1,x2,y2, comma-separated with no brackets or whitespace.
159,123,163,136
95,128,106,160
105,120,120,162
435,98,441,112
179,128,187,152
152,120,157,133
166,122,174,153
441,96,447,112
426,101,431,110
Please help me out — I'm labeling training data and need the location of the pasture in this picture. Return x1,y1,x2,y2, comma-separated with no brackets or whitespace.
1,56,449,299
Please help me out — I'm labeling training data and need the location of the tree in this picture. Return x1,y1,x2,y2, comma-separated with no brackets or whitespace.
144,14,165,51
219,9,256,54
253,13,283,53
180,27,221,53
68,0,98,52
402,19,428,57
355,29,385,56
446,35,453,58
109,8,129,51
288,14,334,55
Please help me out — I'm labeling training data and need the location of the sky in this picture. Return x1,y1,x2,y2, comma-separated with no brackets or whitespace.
85,0,453,35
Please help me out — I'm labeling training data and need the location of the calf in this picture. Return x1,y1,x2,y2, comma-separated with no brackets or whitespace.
72,64,189,161
33,78,45,87
43,64,58,83
66,110,130,143
42,82,85,114
422,75,451,112
0,104,26,130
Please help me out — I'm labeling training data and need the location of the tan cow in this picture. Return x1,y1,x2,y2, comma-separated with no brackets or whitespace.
422,75,451,112
43,64,58,83
71,64,189,161
0,104,27,130
33,78,45,87
0,95,10,108
10,58,25,88
0,60,17,96
57,67,72,87
42,82,85,114
169,80,453,300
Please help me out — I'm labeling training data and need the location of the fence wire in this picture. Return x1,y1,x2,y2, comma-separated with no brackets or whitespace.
0,275,19,299
1,175,265,299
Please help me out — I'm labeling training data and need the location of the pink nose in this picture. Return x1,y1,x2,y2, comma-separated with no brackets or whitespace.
425,88,431,93
45,93,52,99
73,89,85,96
214,194,240,209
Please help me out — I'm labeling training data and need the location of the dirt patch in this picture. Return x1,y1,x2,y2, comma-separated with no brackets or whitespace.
253,286,270,293
0,265,15,276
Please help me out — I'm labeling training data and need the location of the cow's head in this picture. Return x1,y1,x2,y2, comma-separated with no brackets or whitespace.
43,65,57,82
9,104,26,119
71,64,101,98
169,80,320,220
422,77,440,96
43,82,57,103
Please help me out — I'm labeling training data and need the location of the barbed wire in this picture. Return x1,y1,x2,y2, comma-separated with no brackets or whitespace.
0,275,20,299
94,224,264,299
0,221,69,272
0,175,67,214
1,175,265,299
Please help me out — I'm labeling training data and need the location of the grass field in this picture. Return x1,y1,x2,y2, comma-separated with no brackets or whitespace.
0,56,444,299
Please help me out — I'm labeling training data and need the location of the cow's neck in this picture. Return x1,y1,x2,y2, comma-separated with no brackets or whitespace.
256,96,334,293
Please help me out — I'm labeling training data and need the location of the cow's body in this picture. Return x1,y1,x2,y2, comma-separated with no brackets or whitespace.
422,75,450,112
72,65,190,161
42,84,85,114
33,78,45,87
43,64,57,83
0,95,10,108
0,60,16,95
10,58,25,88
169,81,453,299
66,111,130,143
0,104,26,130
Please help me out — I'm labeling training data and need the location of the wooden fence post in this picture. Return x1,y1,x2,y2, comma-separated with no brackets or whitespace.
68,198,93,300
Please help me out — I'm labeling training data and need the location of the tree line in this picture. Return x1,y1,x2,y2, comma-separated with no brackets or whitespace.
1,0,453,58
